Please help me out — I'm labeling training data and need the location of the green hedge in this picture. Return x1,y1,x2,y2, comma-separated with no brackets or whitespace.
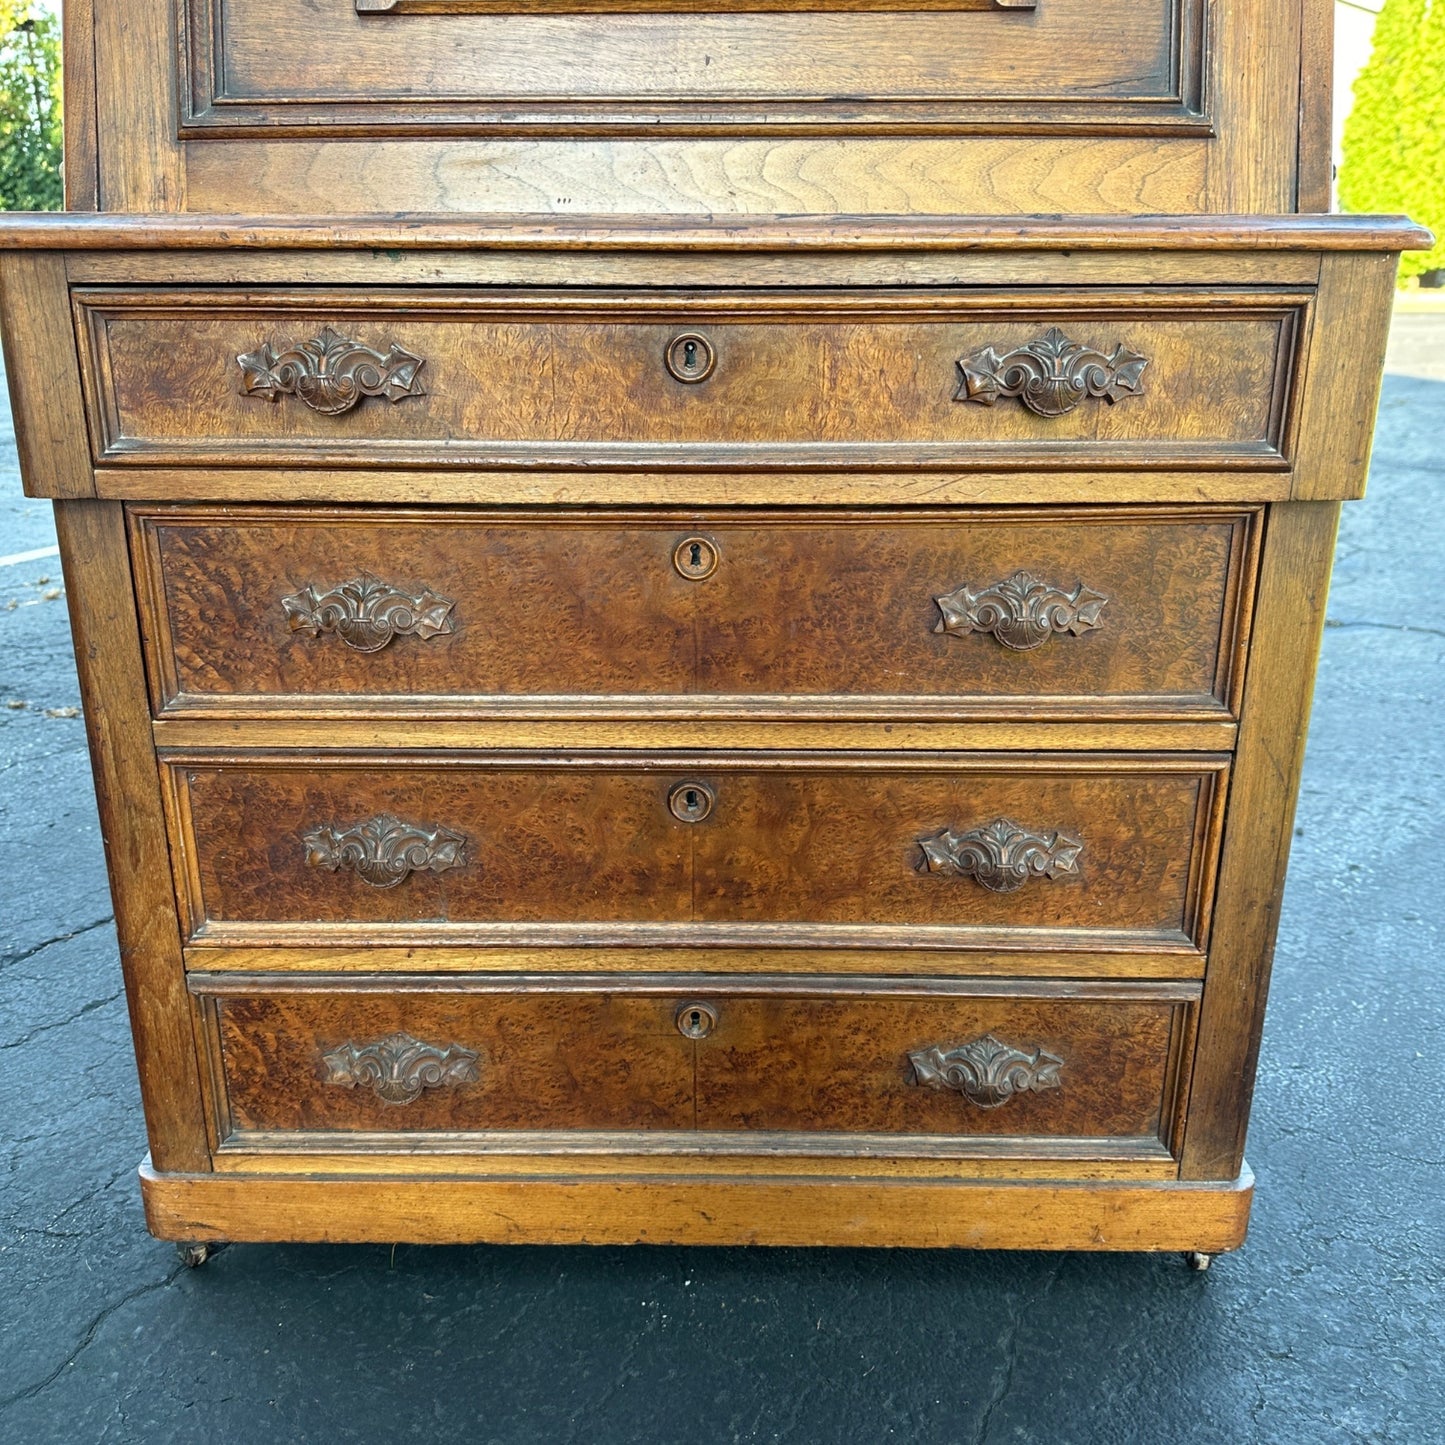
1339,0,1445,283
0,4,62,211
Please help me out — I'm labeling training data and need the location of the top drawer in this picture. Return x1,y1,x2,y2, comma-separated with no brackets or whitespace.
75,287,1305,473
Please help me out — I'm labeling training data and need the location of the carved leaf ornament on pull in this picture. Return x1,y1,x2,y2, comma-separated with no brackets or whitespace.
303,813,468,889
918,816,1083,893
934,570,1109,652
282,573,457,654
955,326,1148,418
909,1034,1064,1109
322,1032,481,1105
237,326,426,415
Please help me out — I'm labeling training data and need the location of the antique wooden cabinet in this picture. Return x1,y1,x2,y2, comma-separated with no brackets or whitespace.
0,1,1427,1259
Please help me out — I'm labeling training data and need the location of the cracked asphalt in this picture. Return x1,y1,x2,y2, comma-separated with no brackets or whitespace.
1,321,1443,1444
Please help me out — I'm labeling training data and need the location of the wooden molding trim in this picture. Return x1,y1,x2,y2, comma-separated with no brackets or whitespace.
140,1159,1255,1249
0,214,1429,253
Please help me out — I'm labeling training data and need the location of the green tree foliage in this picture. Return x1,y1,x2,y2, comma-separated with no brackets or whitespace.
0,2,62,210
1340,0,1445,284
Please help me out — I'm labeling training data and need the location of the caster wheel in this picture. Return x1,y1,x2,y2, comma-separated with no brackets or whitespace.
177,1241,222,1268
1184,1251,1213,1272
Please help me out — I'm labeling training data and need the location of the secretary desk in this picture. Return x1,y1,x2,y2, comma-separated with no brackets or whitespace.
0,0,1428,1262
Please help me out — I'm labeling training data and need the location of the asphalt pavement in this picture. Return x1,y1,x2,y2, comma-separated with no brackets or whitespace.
0,319,1442,1444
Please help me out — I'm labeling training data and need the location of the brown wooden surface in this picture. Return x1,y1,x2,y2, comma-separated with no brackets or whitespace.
53,501,211,1172
162,752,1226,948
1296,0,1335,213
152,718,1240,754
184,942,1211,981
93,0,182,210
0,254,95,498
61,0,100,211
201,981,1189,1148
181,0,1200,135
131,505,1259,721
76,287,1303,473
1180,501,1340,1179
1293,253,1402,500
0,213,1413,251
139,1161,1255,1249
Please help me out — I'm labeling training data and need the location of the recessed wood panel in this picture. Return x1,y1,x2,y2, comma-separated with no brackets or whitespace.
77,287,1305,472
197,977,1194,1157
163,753,1227,949
180,0,1205,137
130,504,1259,722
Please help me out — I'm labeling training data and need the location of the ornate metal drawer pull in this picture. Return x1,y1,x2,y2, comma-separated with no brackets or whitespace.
322,1032,481,1105
282,573,457,654
303,813,467,889
934,570,1108,652
918,816,1082,893
955,326,1148,418
910,1034,1063,1109
237,326,426,415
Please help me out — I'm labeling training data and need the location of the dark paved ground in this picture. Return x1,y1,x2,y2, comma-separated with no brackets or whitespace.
1,325,1442,1444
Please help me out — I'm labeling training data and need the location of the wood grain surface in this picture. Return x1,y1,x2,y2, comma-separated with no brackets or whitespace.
76,287,1304,472
162,753,1226,947
201,981,1190,1148
130,505,1259,721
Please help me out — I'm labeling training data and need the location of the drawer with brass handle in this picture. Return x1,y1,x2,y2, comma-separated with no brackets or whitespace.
129,504,1259,721
161,752,1227,951
193,975,1196,1162
76,288,1304,472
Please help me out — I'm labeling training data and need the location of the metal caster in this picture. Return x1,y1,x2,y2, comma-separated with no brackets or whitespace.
1184,1251,1213,1272
177,1241,223,1268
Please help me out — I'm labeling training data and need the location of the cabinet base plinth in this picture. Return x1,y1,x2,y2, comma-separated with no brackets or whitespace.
139,1159,1253,1252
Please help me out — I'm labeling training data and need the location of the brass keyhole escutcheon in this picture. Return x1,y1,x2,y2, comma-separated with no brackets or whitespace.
668,780,716,823
664,331,717,384
673,535,719,580
676,1001,718,1040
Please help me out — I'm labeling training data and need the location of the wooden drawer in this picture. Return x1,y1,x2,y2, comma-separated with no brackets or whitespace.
163,753,1226,951
131,505,1259,722
78,288,1304,472
179,0,1206,143
195,977,1196,1161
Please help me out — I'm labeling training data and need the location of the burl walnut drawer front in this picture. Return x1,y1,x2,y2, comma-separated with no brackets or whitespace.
196,980,1195,1161
131,506,1259,721
77,289,1303,472
163,754,1226,951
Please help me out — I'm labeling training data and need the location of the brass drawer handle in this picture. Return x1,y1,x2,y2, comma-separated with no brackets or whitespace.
910,1034,1063,1109
668,781,716,823
918,816,1082,893
664,331,716,384
238,325,426,415
303,812,468,888
322,1031,481,1105
934,570,1108,652
676,1002,719,1040
955,326,1148,418
282,573,457,653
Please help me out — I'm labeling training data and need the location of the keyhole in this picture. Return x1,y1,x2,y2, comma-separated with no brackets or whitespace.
673,536,719,580
665,332,715,384
675,1001,718,1039
668,779,716,822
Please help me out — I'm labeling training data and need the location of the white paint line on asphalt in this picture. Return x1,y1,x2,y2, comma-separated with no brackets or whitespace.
0,544,60,570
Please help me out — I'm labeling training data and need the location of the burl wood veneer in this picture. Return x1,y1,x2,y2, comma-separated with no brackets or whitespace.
0,0,1428,1257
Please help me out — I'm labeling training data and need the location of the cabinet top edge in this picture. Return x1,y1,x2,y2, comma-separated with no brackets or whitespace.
0,213,1431,254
